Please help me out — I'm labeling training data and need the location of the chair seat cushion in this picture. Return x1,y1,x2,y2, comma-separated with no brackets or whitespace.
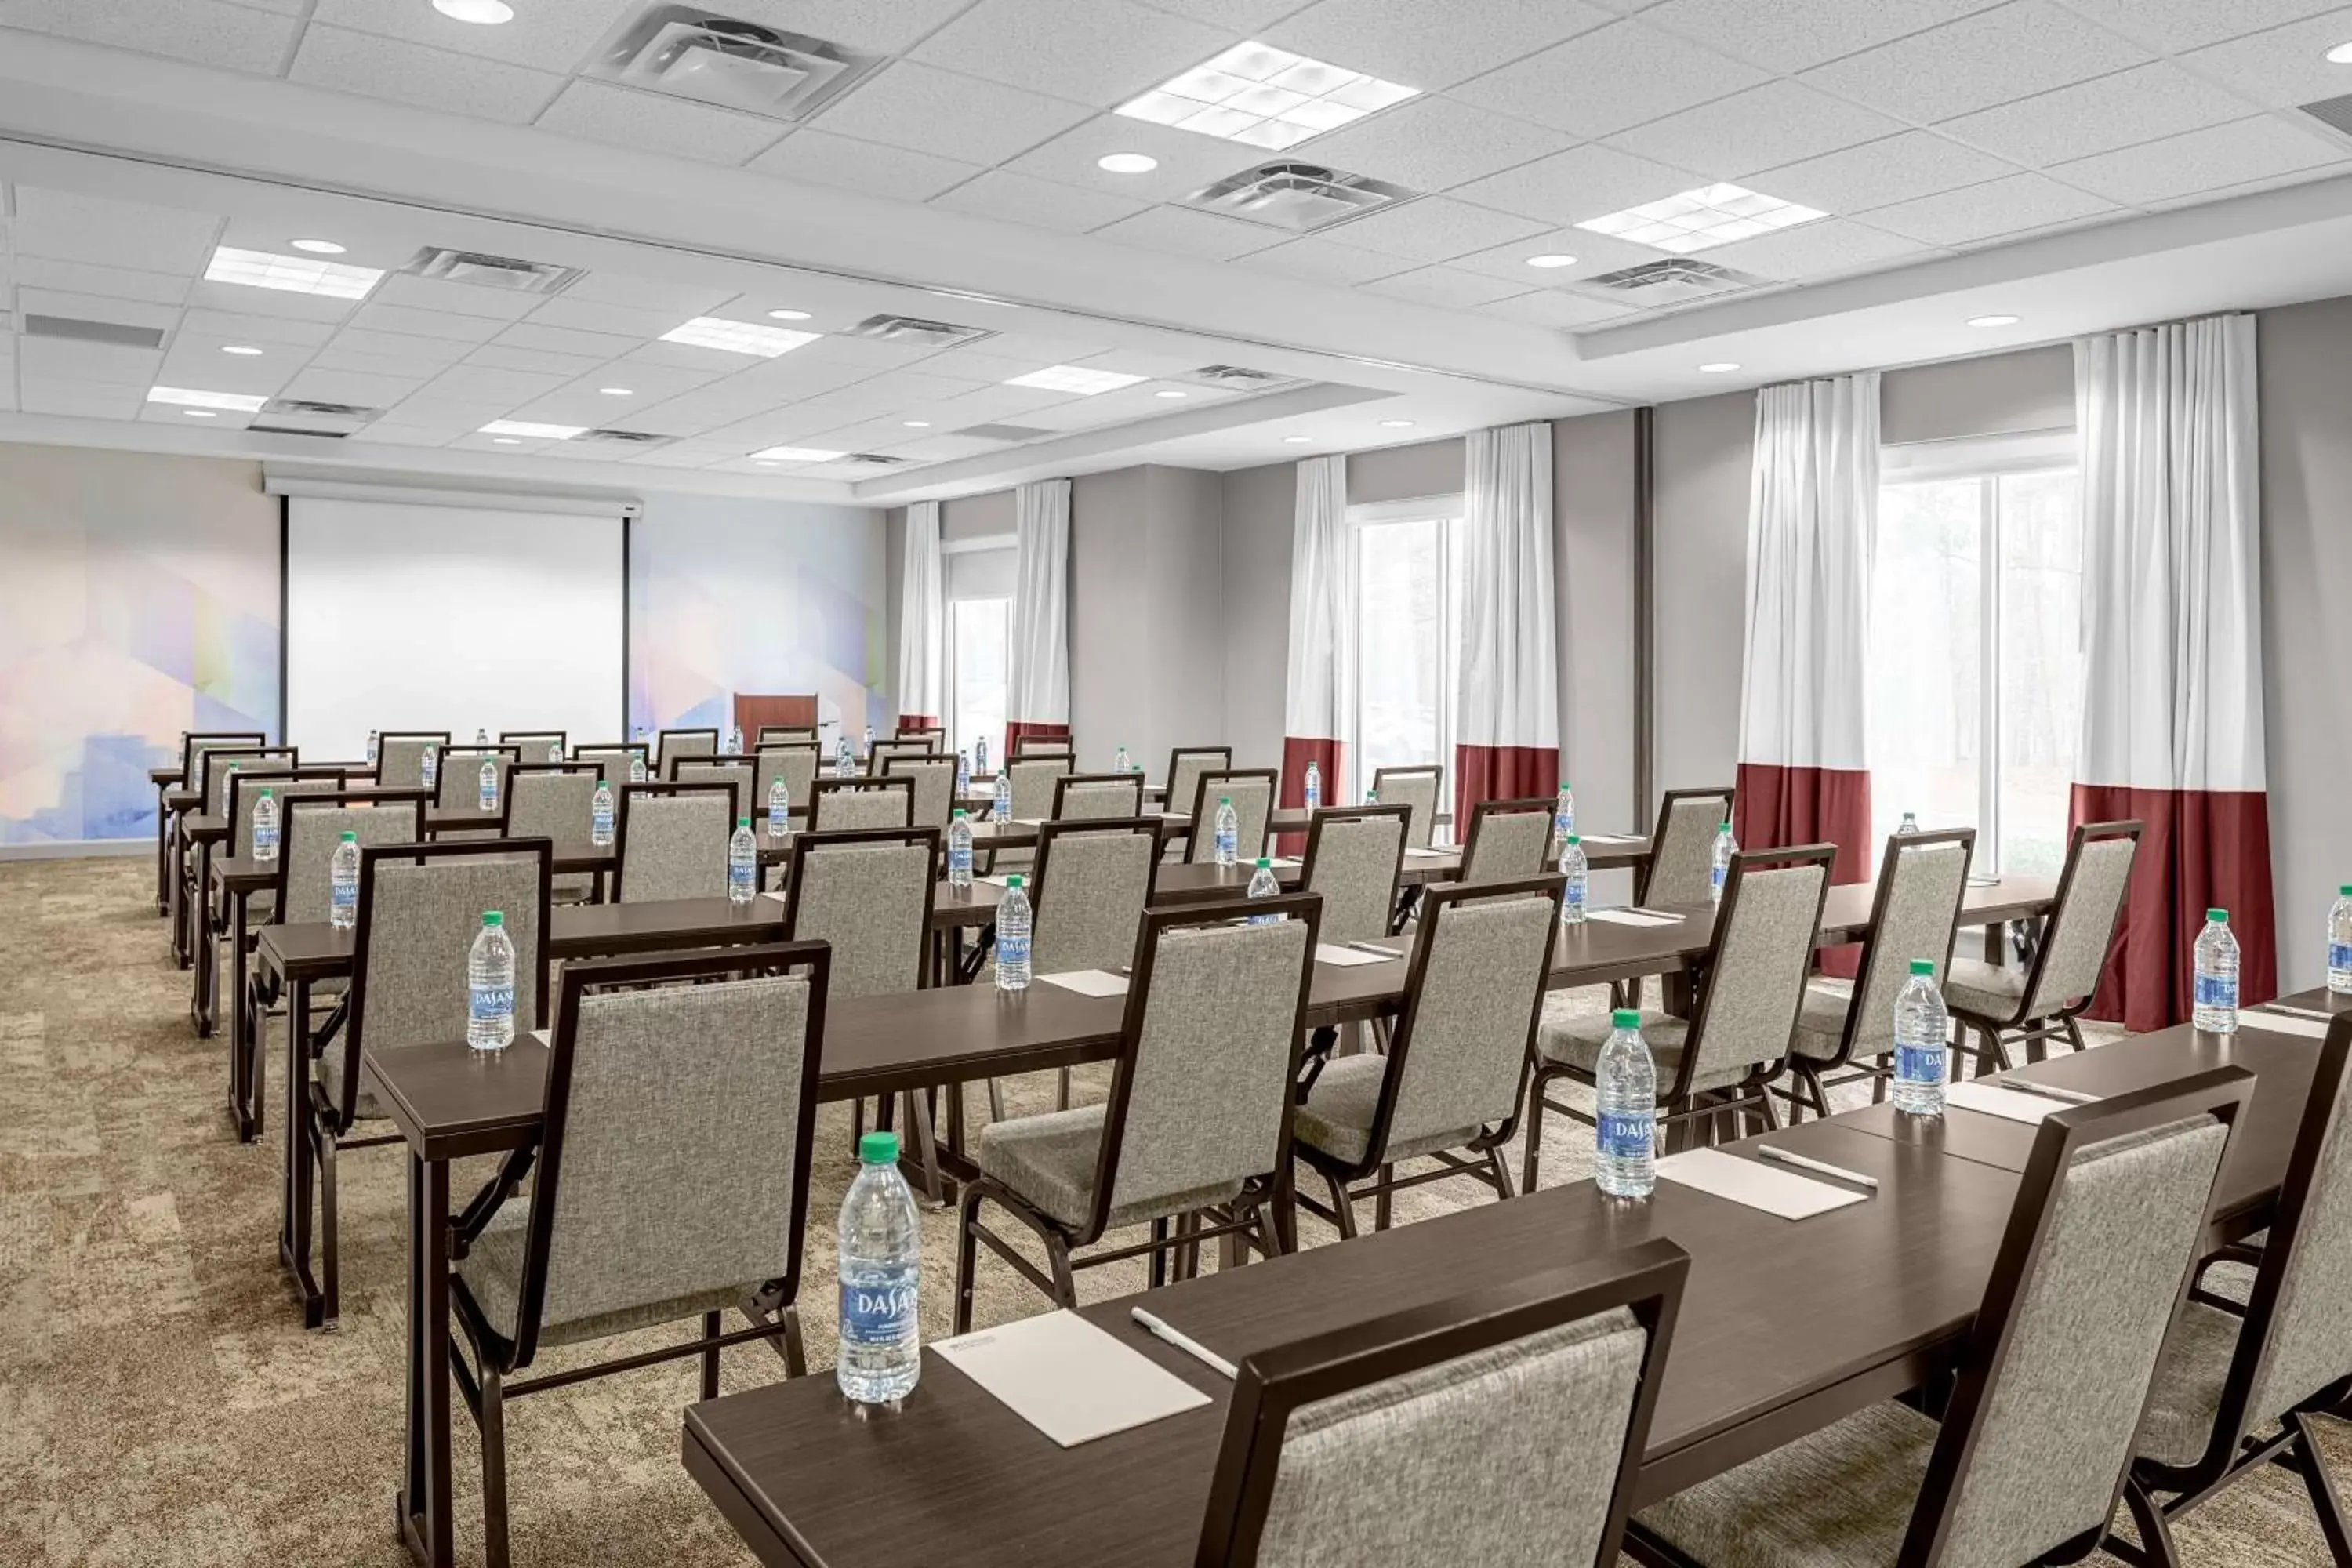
2136,1298,2243,1467
1294,1054,1480,1168
456,1210,752,1348
1944,957,2027,1022
1790,980,1858,1063
1637,1400,1936,1568
1538,1000,1754,1097
977,1103,1244,1232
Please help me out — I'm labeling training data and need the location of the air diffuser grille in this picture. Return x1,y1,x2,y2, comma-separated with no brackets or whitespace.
2298,92,2352,139
589,5,879,121
400,249,582,295
1180,162,1417,233
1184,364,1304,392
846,315,996,350
24,314,167,349
1572,258,1764,303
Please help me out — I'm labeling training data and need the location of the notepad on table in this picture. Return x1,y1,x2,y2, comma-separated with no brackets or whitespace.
1315,943,1399,967
759,890,788,906
1588,908,1684,927
976,873,1011,888
933,1309,1211,1447
1944,1080,2067,1124
1403,847,1454,858
1656,1147,1867,1219
1039,969,1130,997
2241,1007,2336,1040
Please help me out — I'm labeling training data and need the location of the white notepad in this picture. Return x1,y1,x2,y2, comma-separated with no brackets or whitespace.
1267,856,1301,869
932,1310,1212,1447
759,890,787,905
1040,969,1130,997
1315,943,1400,967
2241,1008,2336,1040
1588,908,1684,927
1403,847,1454,859
1657,1148,1868,1220
1579,833,1641,844
1944,1080,2067,1123
976,874,1011,888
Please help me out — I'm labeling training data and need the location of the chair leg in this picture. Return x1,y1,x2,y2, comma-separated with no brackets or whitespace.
2024,1017,2049,1066
1148,1218,1168,1289
1174,1212,1203,1282
1486,1146,1517,1200
985,1077,1006,1123
1752,1088,1781,1134
318,1130,341,1333
2290,1414,2352,1566
1522,1079,1549,1195
1055,1067,1072,1112
1373,1164,1395,1232
953,1184,985,1335
902,1090,945,1207
2116,1475,2181,1568
1253,1200,1287,1259
1322,1170,1359,1240
1044,1232,1079,1311
2062,1014,2089,1054
479,1363,511,1568
701,1309,723,1400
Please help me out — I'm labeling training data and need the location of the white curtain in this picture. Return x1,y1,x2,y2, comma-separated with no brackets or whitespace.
1008,477,1071,728
895,500,945,725
1457,421,1557,755
1283,455,1352,747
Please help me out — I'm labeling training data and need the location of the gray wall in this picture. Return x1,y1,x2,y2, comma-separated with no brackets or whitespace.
1348,437,1466,506
1882,344,2074,445
1219,460,1294,769
1555,410,1639,838
1650,391,1754,793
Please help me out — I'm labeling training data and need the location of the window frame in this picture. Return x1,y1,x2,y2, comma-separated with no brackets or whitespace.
1345,494,1465,804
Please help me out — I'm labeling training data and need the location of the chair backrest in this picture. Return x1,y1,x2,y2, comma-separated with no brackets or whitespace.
882,754,957,830
1828,828,1974,1067
230,768,348,858
671,757,753,822
757,724,818,746
615,783,733,902
502,731,568,764
1638,786,1735,906
182,730,267,786
1367,878,1561,1167
1187,770,1277,865
278,793,426,925
1300,805,1407,946
1165,747,1233,821
1012,731,1074,759
1368,765,1443,850
1052,773,1144,822
1197,1243,1689,1568
1460,797,1555,884
866,736,933,775
375,733,451,792
781,829,938,1000
656,727,718,769
1005,756,1073,820
205,746,298,814
503,764,601,853
1030,819,1162,975
503,944,829,1367
2020,820,2141,1020
572,742,649,789
338,838,552,1124
1087,898,1320,1241
1672,844,1833,1098
1901,1071,2249,1566
895,722,947,748
755,743,822,822
812,776,913,832
434,746,522,811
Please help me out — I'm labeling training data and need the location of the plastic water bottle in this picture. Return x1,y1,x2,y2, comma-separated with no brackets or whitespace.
956,750,971,800
1214,797,1239,868
2332,886,2352,994
1892,960,1949,1116
420,744,438,789
974,735,989,777
628,750,646,784
590,782,615,847
768,775,791,840
475,727,489,746
1559,834,1587,924
1115,742,1132,775
546,739,561,762
1594,1009,1656,1200
329,831,359,930
728,817,757,904
993,771,1013,822
1304,759,1321,810
252,788,279,862
835,737,855,778
725,723,742,757
2194,909,2239,1033
466,911,516,1052
477,758,498,812
996,875,1031,991
365,730,379,768
1246,856,1281,922
948,809,974,888
1710,821,1736,903
837,1130,921,1408
1553,782,1575,855
863,723,875,757
1897,811,1919,835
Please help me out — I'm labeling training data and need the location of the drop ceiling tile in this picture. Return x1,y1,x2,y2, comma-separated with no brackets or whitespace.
716,0,982,54
1751,132,2017,214
18,337,162,387
959,331,1116,364
279,368,425,408
1445,226,1677,282
289,26,568,126
352,425,459,448
465,345,612,378
925,349,1070,382
1704,216,1936,280
533,80,789,166
558,272,738,317
11,258,193,307
181,308,339,347
1238,234,1421,284
1450,143,1704,225
1088,205,1283,260
1131,0,1309,27
929,169,1154,235
1004,116,1272,203
619,339,763,374
1606,81,1905,180
1859,172,2118,245
1800,2,2150,125
749,130,988,202
417,365,572,405
807,61,1094,166
2047,115,2347,205
1475,289,1639,328
1637,0,2004,74
907,0,1232,108
0,0,301,76
2055,0,2342,53
1272,96,1572,193
308,0,630,71
880,434,1007,460
10,188,222,274
494,322,645,359
1356,267,1534,309
2183,11,2352,109
19,379,145,419
327,328,476,365
1938,63,2257,169
14,289,182,333
1319,195,1551,261
158,336,298,395
368,273,546,321
347,303,507,343
1265,0,1615,92
307,348,458,381
1453,21,1769,140
182,281,361,323
554,363,727,403
620,445,735,468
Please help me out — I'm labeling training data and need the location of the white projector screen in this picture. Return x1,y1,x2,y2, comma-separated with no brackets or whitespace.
285,498,626,762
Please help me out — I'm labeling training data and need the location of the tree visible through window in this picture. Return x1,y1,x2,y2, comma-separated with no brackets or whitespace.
949,597,1009,764
1352,512,1462,804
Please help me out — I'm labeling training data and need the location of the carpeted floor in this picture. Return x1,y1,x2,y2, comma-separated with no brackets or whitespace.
1,855,2340,1566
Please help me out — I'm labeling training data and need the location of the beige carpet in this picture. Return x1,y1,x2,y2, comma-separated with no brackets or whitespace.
0,855,2339,1566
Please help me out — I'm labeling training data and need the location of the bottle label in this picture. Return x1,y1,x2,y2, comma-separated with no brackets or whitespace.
2331,942,2352,972
1895,1044,1945,1084
949,846,971,874
331,880,356,912
2194,973,2238,1011
839,1276,917,1351
1216,829,1236,860
1563,881,1585,915
996,932,1029,971
470,982,514,1022
1596,1110,1653,1161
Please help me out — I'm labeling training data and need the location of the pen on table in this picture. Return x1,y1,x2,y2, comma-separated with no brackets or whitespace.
1755,1145,1878,1191
1998,1080,2099,1105
1131,1307,1236,1380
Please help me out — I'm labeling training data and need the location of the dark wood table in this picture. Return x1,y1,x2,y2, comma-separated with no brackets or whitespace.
179,811,231,1030
150,766,183,916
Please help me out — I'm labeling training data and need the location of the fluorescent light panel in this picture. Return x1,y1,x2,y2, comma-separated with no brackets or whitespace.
147,386,267,412
661,317,820,357
750,447,847,463
1118,42,1414,151
1576,183,1824,254
1005,365,1148,395
480,420,586,440
204,245,385,299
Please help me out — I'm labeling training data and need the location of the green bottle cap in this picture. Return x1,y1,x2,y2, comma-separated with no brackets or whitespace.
2207,908,2227,921
1255,856,1271,868
339,831,357,842
858,1131,899,1165
1909,959,1936,976
481,910,503,927
738,816,750,828
1566,833,1580,845
1007,874,1024,888
1612,1009,1641,1029
1220,795,1231,804
953,808,967,818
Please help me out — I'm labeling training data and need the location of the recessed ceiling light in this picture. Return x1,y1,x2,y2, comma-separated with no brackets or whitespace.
1098,152,1160,173
221,345,263,356
662,317,819,358
1579,183,1825,254
1156,390,1188,398
1119,42,1416,150
493,437,522,445
183,410,218,419
1378,419,1414,428
204,245,384,300
1967,314,2020,328
2328,41,2352,63
147,385,268,412
289,238,347,255
434,0,514,22
902,420,931,428
480,420,586,440
767,308,813,321
1697,362,1740,374
599,387,634,396
1005,365,1149,395
750,447,847,463
1525,253,1577,268
1283,435,1312,444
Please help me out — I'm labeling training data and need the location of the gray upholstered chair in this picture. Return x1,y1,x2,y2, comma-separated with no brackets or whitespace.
866,736,933,775
1526,844,1834,1190
614,782,732,902
1299,804,1407,946
297,837,551,1330
1368,764,1443,850
501,730,568,764
895,722,947,750
434,746,521,815
1945,819,2140,1072
755,742,822,824
1004,755,1073,821
204,746,297,815
1185,768,1277,866
1163,746,1232,822
812,776,913,833
757,724,818,746
1629,1070,2251,1568
2122,1022,2352,1563
1781,828,1973,1120
503,764,601,902
1011,731,1075,759
573,742,649,789
1637,786,1736,906
671,757,753,822
448,943,831,1568
1199,1241,1688,1568
1294,877,1561,1236
373,732,450,792
1052,773,1145,822
882,753,957,831
1460,797,1555,884
229,767,345,859
955,897,1321,1325
655,727,717,771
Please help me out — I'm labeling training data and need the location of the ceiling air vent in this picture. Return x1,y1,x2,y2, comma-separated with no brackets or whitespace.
253,398,379,437
1183,364,1305,393
578,429,668,445
842,453,902,466
1570,258,1765,305
587,5,880,122
400,249,583,296
845,315,996,351
956,423,1054,442
1180,162,1416,234
24,314,168,350
2296,92,2352,139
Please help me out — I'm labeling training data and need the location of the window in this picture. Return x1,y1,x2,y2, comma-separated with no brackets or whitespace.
1349,499,1464,803
948,597,1009,763
1868,437,2082,876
